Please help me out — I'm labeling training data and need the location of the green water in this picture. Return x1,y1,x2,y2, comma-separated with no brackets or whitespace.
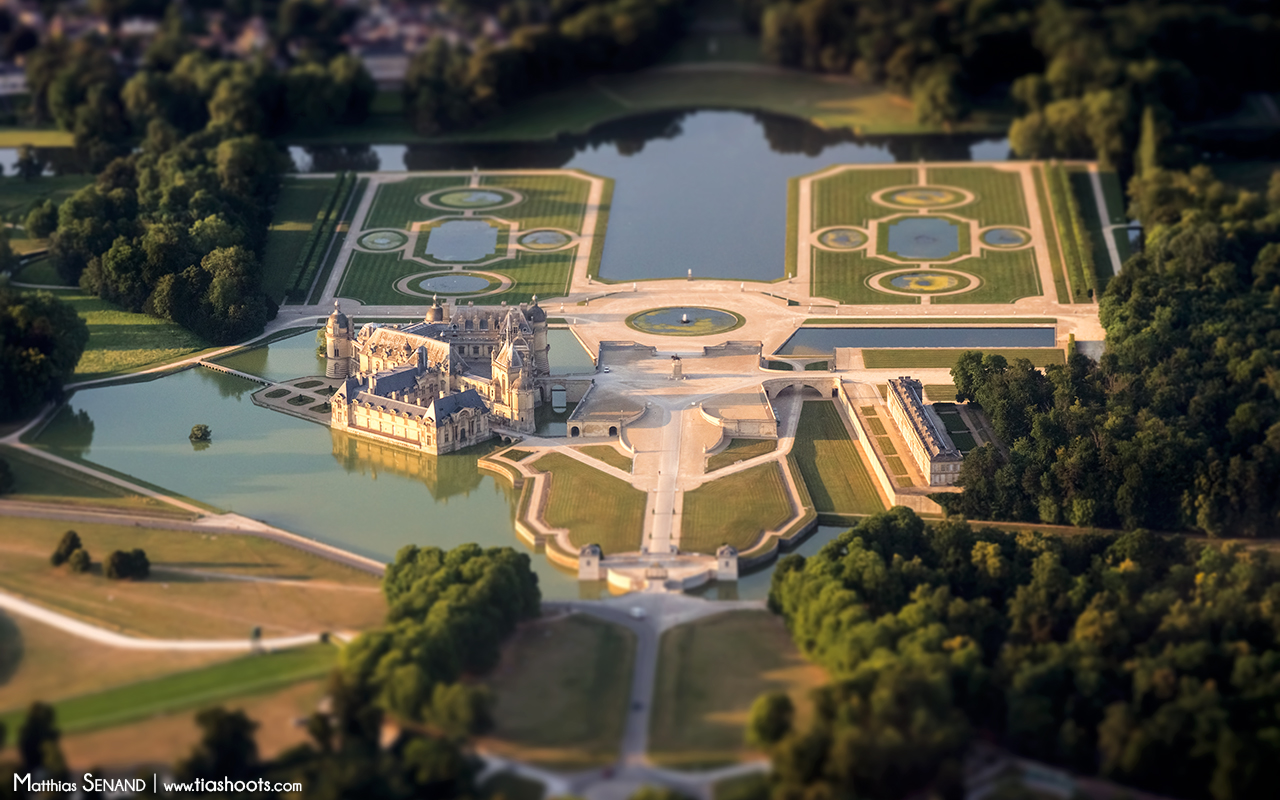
33,364,587,599
215,329,328,383
548,328,595,374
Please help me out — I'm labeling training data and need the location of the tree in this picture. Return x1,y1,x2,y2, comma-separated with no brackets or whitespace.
176,708,260,783
0,288,89,421
67,548,91,574
190,424,212,442
50,531,83,567
104,548,150,580
0,456,13,495
746,692,793,747
17,702,59,772
13,145,42,181
24,200,58,238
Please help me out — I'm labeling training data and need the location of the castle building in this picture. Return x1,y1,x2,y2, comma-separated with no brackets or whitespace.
324,297,548,455
887,376,963,486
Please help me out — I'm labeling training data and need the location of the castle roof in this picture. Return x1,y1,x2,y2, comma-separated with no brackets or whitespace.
888,376,962,462
427,389,488,422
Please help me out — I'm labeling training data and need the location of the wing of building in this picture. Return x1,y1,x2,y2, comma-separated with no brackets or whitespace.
324,297,549,454
886,376,963,486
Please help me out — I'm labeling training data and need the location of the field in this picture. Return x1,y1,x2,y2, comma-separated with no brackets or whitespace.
790,401,886,515
484,614,634,769
0,516,385,638
648,611,827,769
533,452,646,553
801,164,1054,306
0,128,74,147
926,167,1029,226
0,174,91,220
934,404,978,452
681,463,793,554
706,438,777,472
1032,165,1072,304
805,317,1057,326
861,347,1066,370
576,444,632,473
0,643,337,735
335,171,606,305
60,678,326,769
260,177,338,303
0,445,184,516
42,290,212,381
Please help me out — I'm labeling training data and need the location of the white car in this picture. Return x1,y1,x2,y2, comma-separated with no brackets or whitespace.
603,366,611,372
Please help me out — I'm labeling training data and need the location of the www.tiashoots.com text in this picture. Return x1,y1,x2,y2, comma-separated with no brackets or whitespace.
14,774,303,794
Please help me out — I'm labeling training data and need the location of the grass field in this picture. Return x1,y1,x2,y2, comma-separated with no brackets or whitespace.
0,128,74,147
42,290,213,381
1032,165,1072,304
681,462,792,554
810,167,916,230
926,167,1029,227
1070,168,1116,289
361,176,466,230
534,452,645,553
261,177,338,303
0,644,337,735
648,611,827,769
0,174,91,219
0,517,385,639
61,678,326,769
485,614,634,770
0,445,184,515
811,248,919,305
576,445,632,473
791,401,885,515
862,347,1066,369
706,438,777,472
924,384,958,402
933,248,1041,305
804,317,1057,326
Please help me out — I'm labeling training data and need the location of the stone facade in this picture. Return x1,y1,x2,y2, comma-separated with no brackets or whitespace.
325,298,548,454
887,376,963,486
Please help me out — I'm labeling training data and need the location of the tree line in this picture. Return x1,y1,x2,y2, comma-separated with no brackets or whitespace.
1,543,542,799
739,0,1280,167
21,36,374,345
0,287,89,422
755,507,1280,800
404,0,689,135
940,168,1280,537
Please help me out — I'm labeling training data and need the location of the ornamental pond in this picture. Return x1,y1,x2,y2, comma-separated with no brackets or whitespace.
776,326,1057,356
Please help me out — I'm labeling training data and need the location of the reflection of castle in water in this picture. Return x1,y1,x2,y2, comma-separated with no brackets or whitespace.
329,426,515,506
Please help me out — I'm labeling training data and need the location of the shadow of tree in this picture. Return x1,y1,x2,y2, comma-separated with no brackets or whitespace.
0,610,24,688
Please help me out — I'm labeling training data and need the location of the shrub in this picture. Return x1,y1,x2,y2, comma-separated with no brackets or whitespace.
50,530,82,566
189,424,212,442
104,548,149,580
67,548,91,574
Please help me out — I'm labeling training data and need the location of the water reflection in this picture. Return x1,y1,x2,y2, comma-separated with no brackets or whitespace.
329,428,497,504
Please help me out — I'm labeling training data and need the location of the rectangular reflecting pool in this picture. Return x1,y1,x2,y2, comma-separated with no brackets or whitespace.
776,326,1057,356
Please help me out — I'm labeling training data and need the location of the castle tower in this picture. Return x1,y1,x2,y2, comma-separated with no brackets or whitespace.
525,295,550,375
492,330,536,432
325,301,353,378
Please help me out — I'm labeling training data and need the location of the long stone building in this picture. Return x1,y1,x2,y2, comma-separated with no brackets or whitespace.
886,376,963,486
323,298,548,454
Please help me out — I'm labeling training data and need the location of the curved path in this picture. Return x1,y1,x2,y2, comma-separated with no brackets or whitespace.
0,588,325,652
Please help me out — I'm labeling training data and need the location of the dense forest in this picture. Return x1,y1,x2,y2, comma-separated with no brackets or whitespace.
404,0,689,135
23,36,374,344
0,288,88,421
0,544,541,800
938,168,1280,537
741,0,1280,169
759,508,1280,800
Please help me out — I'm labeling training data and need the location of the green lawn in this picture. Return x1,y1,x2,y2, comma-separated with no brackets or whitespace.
13,256,63,285
0,128,74,147
486,614,634,770
0,174,90,220
791,401,886,516
261,177,338,303
924,384,958,402
706,438,777,472
934,248,1042,305
809,167,916,230
576,445,632,473
0,445,180,516
1032,165,1072,304
649,611,827,769
804,317,1057,326
48,291,211,381
862,347,1066,369
811,248,919,305
308,177,368,304
361,176,466,230
681,462,793,554
0,645,337,734
926,166,1029,227
1070,168,1115,290
533,452,645,553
